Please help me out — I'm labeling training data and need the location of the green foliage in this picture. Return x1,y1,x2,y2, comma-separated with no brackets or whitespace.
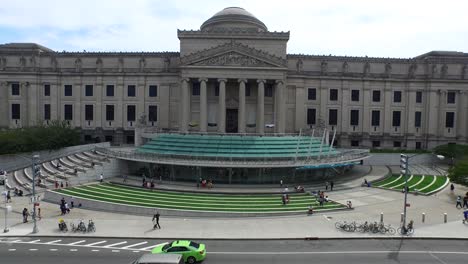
433,144,468,159
0,120,80,155
434,144,468,186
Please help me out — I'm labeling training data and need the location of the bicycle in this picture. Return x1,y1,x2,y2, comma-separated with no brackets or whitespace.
87,219,96,232
71,219,87,233
398,220,414,235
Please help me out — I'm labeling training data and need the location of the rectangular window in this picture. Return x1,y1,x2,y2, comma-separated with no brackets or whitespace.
11,83,20,96
44,84,50,96
393,141,401,148
64,104,73,120
127,85,136,97
351,90,360,102
392,111,401,127
371,110,380,126
126,135,135,144
415,111,422,128
393,91,402,103
64,85,72,96
445,112,455,128
215,85,219,96
264,85,273,97
351,140,359,147
372,141,381,148
148,105,158,122
105,135,113,142
106,85,114,97
415,142,422,150
11,104,20,119
447,91,456,104
149,85,158,97
308,88,316,100
44,104,51,120
416,91,422,103
245,83,251,96
106,105,114,121
192,82,200,96
85,85,93,97
85,105,93,121
372,90,381,102
329,89,338,101
307,108,316,125
350,110,359,126
329,109,338,125
127,105,136,121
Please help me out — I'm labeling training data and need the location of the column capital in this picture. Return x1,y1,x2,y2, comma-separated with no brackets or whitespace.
198,78,208,83
238,78,247,83
181,77,190,83
218,78,227,83
257,79,266,84
275,80,284,86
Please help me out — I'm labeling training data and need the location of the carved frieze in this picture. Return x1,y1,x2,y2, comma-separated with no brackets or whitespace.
408,63,417,78
385,62,392,78
0,57,6,70
192,51,276,67
118,57,124,72
321,60,328,75
139,57,146,72
440,64,448,78
74,58,82,72
96,58,103,73
296,59,303,73
163,57,171,72
363,62,370,76
342,62,349,75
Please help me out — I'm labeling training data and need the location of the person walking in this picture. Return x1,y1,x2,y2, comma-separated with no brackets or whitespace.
37,207,42,220
152,211,161,229
450,183,455,192
330,181,334,191
70,196,75,208
123,174,128,183
280,179,283,188
463,194,468,208
22,208,29,223
6,190,11,203
325,181,329,191
456,196,463,209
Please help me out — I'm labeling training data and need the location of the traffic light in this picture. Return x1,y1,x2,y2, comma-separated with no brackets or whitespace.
33,164,41,177
400,154,408,175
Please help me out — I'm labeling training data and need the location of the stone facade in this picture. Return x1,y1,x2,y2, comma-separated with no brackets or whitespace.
1,7,468,149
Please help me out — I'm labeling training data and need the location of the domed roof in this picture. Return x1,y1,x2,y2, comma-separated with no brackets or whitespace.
201,7,267,31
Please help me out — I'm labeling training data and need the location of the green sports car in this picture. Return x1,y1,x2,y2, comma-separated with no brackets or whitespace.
151,240,206,264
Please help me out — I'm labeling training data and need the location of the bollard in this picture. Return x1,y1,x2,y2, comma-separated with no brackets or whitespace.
444,213,447,223
422,212,425,223
380,212,384,223
401,213,404,223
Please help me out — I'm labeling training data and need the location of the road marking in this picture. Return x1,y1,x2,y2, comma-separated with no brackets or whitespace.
67,240,86,245
323,215,331,221
70,249,78,252
8,249,16,251
104,241,127,248
29,249,38,251
133,250,140,253
112,250,120,252
45,240,62,244
27,239,41,243
121,241,148,249
84,240,107,246
10,240,22,243
430,252,449,264
50,249,58,251
139,243,167,250
92,249,100,252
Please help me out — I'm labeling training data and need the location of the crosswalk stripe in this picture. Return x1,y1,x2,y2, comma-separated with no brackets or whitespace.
85,240,107,246
45,240,62,244
121,241,148,249
10,240,22,243
67,240,86,245
104,241,127,248
139,243,167,250
27,239,41,243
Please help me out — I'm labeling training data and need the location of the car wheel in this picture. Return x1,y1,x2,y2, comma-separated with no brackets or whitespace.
187,256,196,264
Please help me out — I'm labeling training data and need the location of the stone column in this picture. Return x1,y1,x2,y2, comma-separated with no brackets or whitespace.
159,83,170,129
199,78,208,132
0,82,7,127
457,91,466,140
275,80,285,133
218,79,226,133
257,79,265,134
180,78,189,132
238,79,246,133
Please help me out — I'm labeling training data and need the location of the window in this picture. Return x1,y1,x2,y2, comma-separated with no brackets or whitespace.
44,104,51,120
351,90,360,102
44,84,50,96
215,85,219,96
245,83,251,96
106,105,114,121
329,89,338,101
64,104,73,120
445,112,455,128
372,90,381,102
126,135,135,144
392,111,401,127
11,104,20,119
393,91,402,103
148,105,158,122
84,135,92,142
415,142,422,150
350,110,359,126
351,140,359,147
104,135,113,142
149,85,158,97
127,85,136,97
372,141,381,148
415,111,422,128
127,105,136,121
308,88,316,100
393,141,401,148
85,105,93,121
85,85,93,97
416,91,422,103
329,109,338,125
264,84,273,97
307,108,316,125
11,83,20,96
106,85,114,97
64,85,72,96
192,82,200,96
447,91,456,104
371,110,380,126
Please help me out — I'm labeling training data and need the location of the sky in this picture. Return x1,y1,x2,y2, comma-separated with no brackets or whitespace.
0,0,467,58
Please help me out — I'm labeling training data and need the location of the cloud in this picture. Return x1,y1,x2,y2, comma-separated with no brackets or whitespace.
0,0,467,57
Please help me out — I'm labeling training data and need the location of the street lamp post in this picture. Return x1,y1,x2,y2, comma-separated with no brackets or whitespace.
31,154,40,234
3,177,9,233
400,154,409,233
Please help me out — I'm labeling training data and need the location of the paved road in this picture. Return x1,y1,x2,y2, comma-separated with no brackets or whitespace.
1,237,467,264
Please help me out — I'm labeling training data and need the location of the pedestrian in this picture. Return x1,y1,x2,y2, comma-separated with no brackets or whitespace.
37,207,42,220
65,202,70,213
66,181,69,188
325,181,329,190
100,173,103,183
456,196,463,209
464,195,468,208
55,181,59,189
330,181,334,191
6,190,11,203
152,211,161,229
151,180,155,191
280,179,283,188
60,181,64,188
22,208,29,223
319,196,324,207
60,197,65,206
123,174,128,183
450,183,455,192
347,200,353,209
70,196,75,208
281,194,286,205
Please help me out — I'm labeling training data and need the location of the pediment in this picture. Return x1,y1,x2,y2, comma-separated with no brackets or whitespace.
180,41,287,68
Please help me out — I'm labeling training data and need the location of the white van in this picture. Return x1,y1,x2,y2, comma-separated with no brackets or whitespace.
131,253,184,264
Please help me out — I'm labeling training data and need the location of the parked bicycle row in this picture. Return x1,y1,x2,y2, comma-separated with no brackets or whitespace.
58,219,96,233
335,220,414,235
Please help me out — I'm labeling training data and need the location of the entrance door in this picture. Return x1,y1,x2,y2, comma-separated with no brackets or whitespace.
226,109,238,133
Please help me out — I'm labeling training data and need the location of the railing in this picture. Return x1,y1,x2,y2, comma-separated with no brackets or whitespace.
140,128,329,138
